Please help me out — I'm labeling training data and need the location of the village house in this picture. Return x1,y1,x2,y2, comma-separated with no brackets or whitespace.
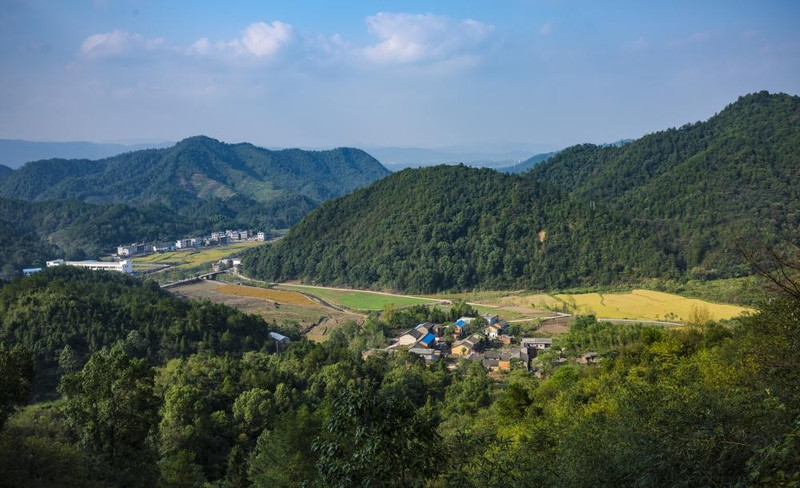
397,322,436,347
497,334,513,345
484,320,508,339
482,313,499,325
579,351,599,364
269,331,291,352
453,316,474,337
482,349,521,372
521,337,553,350
409,347,440,363
451,333,482,357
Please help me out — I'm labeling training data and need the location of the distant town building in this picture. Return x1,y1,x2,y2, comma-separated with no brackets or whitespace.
117,243,147,257
256,232,266,241
47,259,133,274
22,268,42,276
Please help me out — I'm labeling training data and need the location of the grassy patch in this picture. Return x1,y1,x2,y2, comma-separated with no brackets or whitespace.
215,284,318,307
279,285,436,311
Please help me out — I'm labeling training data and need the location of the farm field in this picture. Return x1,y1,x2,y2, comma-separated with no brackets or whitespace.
492,289,752,323
169,280,363,342
131,241,262,270
277,284,437,311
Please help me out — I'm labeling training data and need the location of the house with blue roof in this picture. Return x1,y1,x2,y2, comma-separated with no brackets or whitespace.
418,332,436,348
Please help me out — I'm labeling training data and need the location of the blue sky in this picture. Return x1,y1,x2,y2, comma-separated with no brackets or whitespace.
1,0,799,152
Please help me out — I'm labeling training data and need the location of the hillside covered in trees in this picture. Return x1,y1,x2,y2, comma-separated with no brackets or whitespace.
244,92,799,292
0,198,202,272
0,137,390,270
244,164,678,292
0,136,389,213
1,264,799,486
527,91,800,277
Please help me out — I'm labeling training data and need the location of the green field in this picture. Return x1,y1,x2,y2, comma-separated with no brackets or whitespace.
278,284,437,311
131,241,262,271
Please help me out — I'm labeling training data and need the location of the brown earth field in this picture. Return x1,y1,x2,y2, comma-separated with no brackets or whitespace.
168,280,364,342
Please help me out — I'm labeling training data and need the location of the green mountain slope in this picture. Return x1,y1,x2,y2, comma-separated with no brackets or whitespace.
0,198,199,272
243,165,677,292
0,165,12,182
0,136,390,230
527,91,800,276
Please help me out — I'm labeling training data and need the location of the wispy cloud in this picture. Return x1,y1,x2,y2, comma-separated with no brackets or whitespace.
539,22,552,36
362,12,494,65
79,30,162,59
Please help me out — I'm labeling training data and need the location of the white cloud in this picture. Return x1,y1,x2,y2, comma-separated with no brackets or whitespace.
362,12,494,64
188,21,293,61
79,30,163,59
241,21,292,57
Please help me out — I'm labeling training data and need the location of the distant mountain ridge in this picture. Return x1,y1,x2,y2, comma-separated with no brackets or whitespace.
0,136,390,232
0,139,173,169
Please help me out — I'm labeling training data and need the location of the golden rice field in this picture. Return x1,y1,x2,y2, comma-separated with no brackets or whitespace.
500,289,752,322
131,241,262,270
215,284,319,307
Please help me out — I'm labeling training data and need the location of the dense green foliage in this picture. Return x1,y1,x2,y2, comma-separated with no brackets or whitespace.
0,267,274,395
244,92,799,293
244,164,677,292
0,136,389,229
528,91,800,277
0,344,34,428
59,347,160,486
2,280,799,486
0,136,389,271
0,197,199,269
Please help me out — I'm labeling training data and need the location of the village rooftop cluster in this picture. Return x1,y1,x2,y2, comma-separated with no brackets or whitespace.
373,313,599,373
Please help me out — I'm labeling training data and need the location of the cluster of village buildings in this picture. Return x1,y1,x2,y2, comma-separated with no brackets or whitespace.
366,313,549,372
117,229,266,257
373,313,600,372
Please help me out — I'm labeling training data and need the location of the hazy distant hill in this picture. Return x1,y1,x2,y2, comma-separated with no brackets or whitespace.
527,91,800,277
499,151,557,173
365,144,558,170
0,136,390,231
0,139,173,169
244,164,676,293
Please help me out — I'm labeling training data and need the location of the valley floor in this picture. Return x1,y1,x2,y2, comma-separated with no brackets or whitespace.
167,279,753,341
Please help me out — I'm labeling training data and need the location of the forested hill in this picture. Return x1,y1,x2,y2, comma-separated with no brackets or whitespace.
527,91,800,276
0,198,200,273
0,136,390,231
243,165,677,292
